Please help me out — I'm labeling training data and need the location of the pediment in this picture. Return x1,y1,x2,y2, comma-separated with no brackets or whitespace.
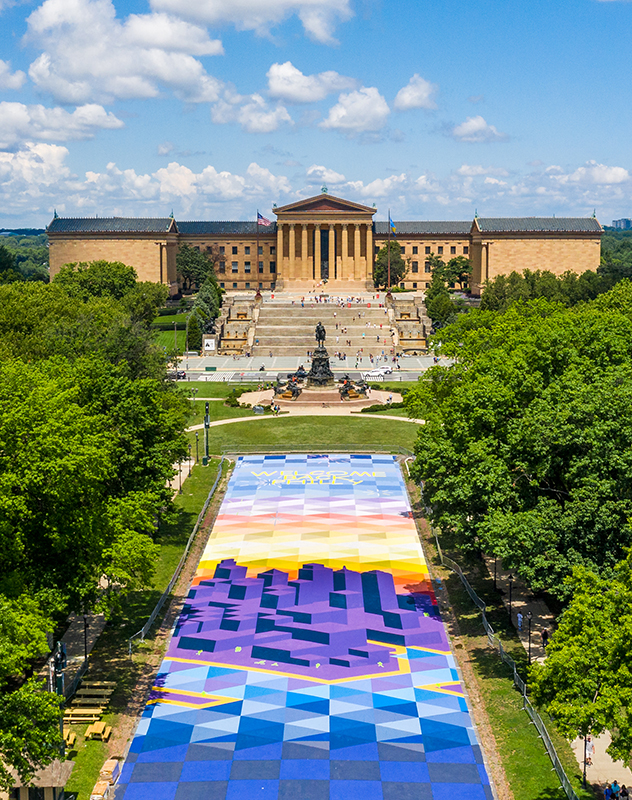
275,194,376,216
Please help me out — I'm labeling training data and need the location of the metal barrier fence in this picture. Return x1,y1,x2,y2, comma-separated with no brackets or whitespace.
128,457,225,656
433,532,579,800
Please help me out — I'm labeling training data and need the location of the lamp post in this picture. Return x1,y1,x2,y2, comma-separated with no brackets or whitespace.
188,443,192,476
174,321,178,379
83,613,89,663
527,610,533,665
508,574,514,621
191,387,198,416
178,460,182,493
195,431,199,464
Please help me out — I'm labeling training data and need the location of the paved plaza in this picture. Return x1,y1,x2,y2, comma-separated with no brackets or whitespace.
115,454,493,800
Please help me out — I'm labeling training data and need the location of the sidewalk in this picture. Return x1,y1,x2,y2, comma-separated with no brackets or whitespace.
488,558,632,790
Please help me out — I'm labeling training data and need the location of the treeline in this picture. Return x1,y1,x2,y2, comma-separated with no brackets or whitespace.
0,261,189,791
406,280,632,763
0,235,49,282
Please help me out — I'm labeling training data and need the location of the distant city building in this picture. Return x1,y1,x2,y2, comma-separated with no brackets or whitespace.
612,218,632,230
47,193,603,296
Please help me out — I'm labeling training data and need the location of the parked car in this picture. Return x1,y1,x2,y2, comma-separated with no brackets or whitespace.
363,366,393,378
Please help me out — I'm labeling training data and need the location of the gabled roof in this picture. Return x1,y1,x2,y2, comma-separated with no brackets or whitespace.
47,217,177,234
374,221,471,235
474,217,602,233
178,221,276,235
275,193,376,215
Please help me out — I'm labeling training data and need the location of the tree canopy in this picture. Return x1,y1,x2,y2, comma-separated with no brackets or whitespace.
423,253,469,326
530,555,632,763
407,281,632,598
373,241,408,288
0,264,189,788
176,244,217,290
481,268,608,311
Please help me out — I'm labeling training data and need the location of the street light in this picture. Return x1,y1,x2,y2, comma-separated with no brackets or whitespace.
508,574,514,621
83,613,89,663
195,432,199,464
527,610,533,665
188,443,192,476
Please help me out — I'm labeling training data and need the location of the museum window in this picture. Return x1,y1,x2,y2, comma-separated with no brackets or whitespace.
258,262,264,273
425,282,430,288
270,246,276,254
270,262,276,273
219,246,225,254
232,282,237,288
244,261,251,273
375,246,379,254
219,261,226,273
259,282,263,288
401,246,405,254
231,261,238,273
425,262,432,273
232,246,238,255
425,246,431,254
412,282,417,288
245,282,250,289
220,282,225,288
412,246,418,254
463,246,469,254
412,261,418,273
438,246,443,254
451,246,456,254
399,283,405,289
258,246,263,255
245,246,250,255
206,245,213,252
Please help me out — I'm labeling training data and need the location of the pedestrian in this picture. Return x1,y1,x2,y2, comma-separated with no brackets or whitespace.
542,629,549,648
516,611,523,631
613,780,621,799
585,736,594,766
605,785,613,800
620,785,628,799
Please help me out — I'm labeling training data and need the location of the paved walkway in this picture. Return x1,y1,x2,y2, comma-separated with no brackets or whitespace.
490,558,632,790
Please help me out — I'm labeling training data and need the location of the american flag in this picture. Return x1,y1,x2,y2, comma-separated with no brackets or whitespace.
257,212,271,226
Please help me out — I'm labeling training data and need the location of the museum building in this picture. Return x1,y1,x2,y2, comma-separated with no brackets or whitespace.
47,193,603,295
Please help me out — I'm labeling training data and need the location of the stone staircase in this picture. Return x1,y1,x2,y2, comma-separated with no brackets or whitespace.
250,299,394,358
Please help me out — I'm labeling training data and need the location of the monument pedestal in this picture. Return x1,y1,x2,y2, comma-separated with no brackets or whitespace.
307,345,334,387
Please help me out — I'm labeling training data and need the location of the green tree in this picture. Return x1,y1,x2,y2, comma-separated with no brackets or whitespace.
424,271,459,326
177,244,217,290
407,283,632,597
0,245,15,274
530,557,632,763
187,313,203,350
373,241,409,288
53,260,137,300
122,281,169,327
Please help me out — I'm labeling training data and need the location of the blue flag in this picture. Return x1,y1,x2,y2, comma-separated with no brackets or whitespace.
389,216,396,235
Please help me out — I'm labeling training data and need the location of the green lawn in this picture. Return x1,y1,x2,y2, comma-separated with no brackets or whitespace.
186,382,260,398
187,398,256,427
189,415,419,454
361,406,411,417
153,329,187,353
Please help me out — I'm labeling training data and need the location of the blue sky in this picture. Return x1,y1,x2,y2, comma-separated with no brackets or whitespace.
1,0,631,227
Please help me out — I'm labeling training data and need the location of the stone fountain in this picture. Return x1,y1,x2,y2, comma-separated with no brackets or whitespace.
306,321,334,387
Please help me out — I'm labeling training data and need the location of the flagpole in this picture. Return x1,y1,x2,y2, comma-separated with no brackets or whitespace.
387,208,391,290
256,209,260,289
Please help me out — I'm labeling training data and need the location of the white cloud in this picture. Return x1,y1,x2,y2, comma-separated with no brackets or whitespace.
0,60,26,90
346,173,407,198
320,87,390,133
484,177,507,185
212,92,292,133
267,61,355,104
452,115,507,143
306,164,346,184
0,102,123,149
393,74,437,111
157,141,174,156
148,0,353,44
0,142,71,194
457,164,509,177
550,160,630,185
26,0,224,104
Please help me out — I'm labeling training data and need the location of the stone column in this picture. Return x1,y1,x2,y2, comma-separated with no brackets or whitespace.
354,224,361,281
276,223,284,286
341,224,349,282
288,223,296,282
301,224,309,280
366,224,373,285
314,224,321,282
328,224,335,281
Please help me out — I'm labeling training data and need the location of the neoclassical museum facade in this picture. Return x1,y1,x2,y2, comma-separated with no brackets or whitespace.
48,193,603,295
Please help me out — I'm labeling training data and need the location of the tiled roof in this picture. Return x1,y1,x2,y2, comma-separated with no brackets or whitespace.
47,217,175,233
374,221,471,235
475,217,602,233
178,221,277,235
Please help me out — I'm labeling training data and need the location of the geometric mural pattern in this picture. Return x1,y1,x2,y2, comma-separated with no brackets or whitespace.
115,454,493,799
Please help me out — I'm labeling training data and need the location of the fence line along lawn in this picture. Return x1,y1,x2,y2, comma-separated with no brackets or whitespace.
191,415,419,454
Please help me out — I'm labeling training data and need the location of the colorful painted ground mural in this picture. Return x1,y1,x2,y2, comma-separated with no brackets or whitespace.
115,454,493,800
